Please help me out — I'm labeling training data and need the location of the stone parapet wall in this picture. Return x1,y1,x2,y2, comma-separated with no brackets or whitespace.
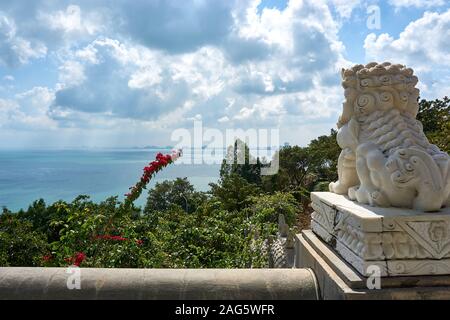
0,267,319,300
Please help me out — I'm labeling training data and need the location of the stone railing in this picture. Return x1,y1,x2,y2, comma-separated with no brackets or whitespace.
0,268,319,300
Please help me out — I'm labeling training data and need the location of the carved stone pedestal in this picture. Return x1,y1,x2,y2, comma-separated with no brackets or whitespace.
310,192,450,277
296,230,450,299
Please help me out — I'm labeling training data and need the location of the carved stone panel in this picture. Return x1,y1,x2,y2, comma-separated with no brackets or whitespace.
311,192,450,276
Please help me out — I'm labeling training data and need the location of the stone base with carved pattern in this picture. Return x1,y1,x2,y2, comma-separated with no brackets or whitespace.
310,192,450,277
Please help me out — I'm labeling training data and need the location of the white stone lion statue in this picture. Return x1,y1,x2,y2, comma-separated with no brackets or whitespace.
329,62,450,211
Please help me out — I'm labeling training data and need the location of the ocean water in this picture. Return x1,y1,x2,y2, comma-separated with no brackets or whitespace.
0,149,221,212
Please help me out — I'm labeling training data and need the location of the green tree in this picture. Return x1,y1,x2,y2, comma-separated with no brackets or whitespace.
220,139,262,185
0,212,49,266
417,96,450,153
262,129,339,196
262,145,312,194
245,192,299,235
307,129,339,184
144,178,207,214
16,199,66,242
261,129,339,223
210,174,261,211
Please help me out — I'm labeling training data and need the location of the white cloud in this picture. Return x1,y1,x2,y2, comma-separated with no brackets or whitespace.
365,10,450,67
329,0,361,18
364,9,450,98
37,5,103,37
0,99,19,126
75,44,100,64
16,87,55,116
128,67,163,90
0,13,47,67
58,60,86,87
218,116,230,123
0,87,56,130
388,0,446,8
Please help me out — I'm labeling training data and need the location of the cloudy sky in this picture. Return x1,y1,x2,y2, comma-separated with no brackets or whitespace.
0,0,449,148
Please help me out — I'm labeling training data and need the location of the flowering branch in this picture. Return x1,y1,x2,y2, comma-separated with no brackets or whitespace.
123,149,182,207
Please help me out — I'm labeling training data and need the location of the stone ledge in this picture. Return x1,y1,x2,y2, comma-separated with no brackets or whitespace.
296,230,450,300
311,192,450,276
0,268,319,300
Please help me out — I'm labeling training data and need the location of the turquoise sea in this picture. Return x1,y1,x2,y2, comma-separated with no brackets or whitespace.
0,149,221,212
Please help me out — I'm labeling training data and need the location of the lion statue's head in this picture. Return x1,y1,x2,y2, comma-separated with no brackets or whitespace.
337,62,420,128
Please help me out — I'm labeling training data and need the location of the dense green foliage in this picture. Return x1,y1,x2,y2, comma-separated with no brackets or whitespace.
144,178,207,214
0,97,448,268
417,96,450,153
0,190,296,268
0,211,49,266
258,129,340,224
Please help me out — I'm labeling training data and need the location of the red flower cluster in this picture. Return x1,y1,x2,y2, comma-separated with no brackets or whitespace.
65,252,86,267
124,149,182,205
42,255,53,262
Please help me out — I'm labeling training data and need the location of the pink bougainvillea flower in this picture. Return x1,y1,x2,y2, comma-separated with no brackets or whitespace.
73,252,86,266
65,252,86,267
124,149,182,206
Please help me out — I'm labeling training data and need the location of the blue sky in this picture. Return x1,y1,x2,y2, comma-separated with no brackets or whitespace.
0,0,449,148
